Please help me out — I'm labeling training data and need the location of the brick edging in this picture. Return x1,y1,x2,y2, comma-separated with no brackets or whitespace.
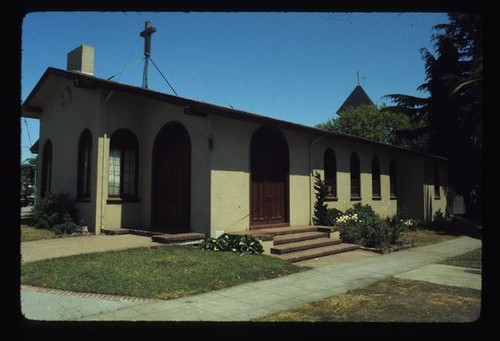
20,285,162,303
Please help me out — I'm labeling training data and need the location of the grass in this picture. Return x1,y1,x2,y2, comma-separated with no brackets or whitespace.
441,248,482,269
21,245,305,300
406,220,481,248
20,213,60,242
257,277,481,322
406,228,458,247
21,225,59,242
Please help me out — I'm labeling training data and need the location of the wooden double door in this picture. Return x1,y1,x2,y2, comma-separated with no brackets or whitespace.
250,126,289,227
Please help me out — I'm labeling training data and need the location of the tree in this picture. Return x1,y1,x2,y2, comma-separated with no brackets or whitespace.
312,172,328,226
21,157,37,195
316,104,428,151
383,13,482,221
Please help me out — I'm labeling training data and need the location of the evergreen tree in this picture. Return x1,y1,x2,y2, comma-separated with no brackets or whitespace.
313,172,328,226
383,13,482,221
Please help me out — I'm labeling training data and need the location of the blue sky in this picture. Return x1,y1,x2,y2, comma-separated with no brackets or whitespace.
21,11,449,161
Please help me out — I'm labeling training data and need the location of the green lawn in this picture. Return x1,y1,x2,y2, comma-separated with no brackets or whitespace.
405,221,481,248
441,248,482,269
257,277,481,322
21,245,305,300
21,213,60,242
21,225,58,242
406,228,459,247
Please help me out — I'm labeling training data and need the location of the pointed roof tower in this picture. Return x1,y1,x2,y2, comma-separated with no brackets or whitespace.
336,85,375,115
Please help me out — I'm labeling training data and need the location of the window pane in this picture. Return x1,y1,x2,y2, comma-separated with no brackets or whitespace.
372,158,381,197
122,150,136,196
324,149,337,197
390,161,397,197
434,163,440,198
108,149,121,196
350,153,360,197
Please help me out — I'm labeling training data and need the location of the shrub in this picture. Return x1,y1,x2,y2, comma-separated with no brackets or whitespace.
433,209,451,229
387,215,415,245
312,172,328,225
326,208,343,226
32,193,78,230
200,234,264,254
52,214,83,235
337,203,391,248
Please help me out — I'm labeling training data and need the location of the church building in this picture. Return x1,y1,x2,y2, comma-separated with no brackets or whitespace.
21,44,449,236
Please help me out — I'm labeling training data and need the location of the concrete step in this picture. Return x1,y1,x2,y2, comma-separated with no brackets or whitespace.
231,226,319,239
273,231,329,245
271,238,342,255
275,243,360,263
151,232,206,245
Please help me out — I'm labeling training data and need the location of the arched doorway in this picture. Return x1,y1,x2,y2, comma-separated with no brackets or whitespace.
250,126,289,228
151,122,191,232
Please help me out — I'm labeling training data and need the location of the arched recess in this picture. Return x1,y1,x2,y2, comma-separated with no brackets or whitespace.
151,122,191,232
250,126,289,228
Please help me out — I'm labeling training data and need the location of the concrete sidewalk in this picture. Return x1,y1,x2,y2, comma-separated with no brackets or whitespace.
20,236,481,321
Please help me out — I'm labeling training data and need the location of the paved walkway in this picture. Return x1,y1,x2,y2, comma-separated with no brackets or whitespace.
20,236,481,321
21,234,158,263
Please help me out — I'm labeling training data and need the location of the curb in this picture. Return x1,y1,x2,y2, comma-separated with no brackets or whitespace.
21,285,162,303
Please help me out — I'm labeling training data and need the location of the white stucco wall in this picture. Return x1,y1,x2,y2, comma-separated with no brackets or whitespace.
423,158,449,221
36,78,450,236
37,80,101,232
209,116,256,234
102,92,212,234
311,137,398,219
285,130,314,226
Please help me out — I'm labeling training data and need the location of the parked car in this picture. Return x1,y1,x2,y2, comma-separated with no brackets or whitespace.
20,193,29,207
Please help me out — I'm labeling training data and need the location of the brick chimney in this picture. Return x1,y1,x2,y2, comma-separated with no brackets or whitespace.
67,44,94,75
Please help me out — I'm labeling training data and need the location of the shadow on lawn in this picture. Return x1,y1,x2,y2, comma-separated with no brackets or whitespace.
426,217,482,240
21,216,34,226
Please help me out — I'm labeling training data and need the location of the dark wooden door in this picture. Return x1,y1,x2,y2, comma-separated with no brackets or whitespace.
152,123,191,232
250,127,289,227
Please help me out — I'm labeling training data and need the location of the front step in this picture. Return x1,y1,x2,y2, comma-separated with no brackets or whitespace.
273,231,329,245
271,238,342,255
231,226,319,239
151,232,206,245
276,243,360,263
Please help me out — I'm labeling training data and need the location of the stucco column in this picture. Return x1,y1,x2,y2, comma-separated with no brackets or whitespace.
92,89,114,234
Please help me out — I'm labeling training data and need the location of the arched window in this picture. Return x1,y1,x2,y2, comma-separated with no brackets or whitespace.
433,162,440,199
324,148,337,199
372,156,381,198
77,129,92,199
350,153,361,199
108,129,139,199
390,160,397,198
41,140,53,197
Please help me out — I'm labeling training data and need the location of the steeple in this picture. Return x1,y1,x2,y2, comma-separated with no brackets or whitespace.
336,84,375,115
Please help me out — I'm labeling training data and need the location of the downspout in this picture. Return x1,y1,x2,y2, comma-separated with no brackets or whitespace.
99,90,115,232
308,136,321,225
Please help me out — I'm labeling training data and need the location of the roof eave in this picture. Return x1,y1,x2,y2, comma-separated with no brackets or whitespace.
24,67,449,162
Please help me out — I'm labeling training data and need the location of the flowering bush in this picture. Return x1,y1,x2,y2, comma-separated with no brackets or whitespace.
336,203,391,248
402,218,417,229
387,215,414,245
336,213,361,224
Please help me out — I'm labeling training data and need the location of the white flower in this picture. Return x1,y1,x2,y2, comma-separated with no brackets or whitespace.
335,213,362,224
